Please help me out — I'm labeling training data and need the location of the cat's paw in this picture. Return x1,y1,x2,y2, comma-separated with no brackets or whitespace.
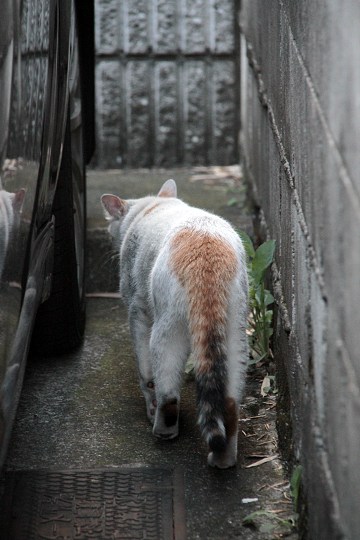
153,423,179,440
207,451,237,469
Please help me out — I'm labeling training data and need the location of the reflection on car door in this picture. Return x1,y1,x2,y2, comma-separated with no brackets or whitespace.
0,0,54,463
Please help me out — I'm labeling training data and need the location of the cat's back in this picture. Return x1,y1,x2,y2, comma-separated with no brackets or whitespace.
122,194,245,272
119,191,246,306
166,203,243,254
123,196,191,246
120,197,189,275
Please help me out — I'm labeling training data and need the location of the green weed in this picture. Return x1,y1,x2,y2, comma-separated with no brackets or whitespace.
290,465,303,510
243,509,297,535
226,196,239,207
243,467,302,535
238,231,276,365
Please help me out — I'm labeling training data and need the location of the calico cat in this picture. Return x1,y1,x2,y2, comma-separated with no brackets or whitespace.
0,188,25,279
101,179,248,468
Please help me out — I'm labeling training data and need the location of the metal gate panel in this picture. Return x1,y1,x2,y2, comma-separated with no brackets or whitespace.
95,0,239,167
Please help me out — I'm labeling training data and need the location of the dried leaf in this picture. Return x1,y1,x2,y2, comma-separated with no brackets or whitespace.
261,375,272,396
245,455,278,468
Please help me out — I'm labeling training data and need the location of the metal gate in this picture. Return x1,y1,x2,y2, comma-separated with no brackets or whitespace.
94,0,239,167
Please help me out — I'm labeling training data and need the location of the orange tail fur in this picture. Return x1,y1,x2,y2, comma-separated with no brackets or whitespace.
171,229,237,451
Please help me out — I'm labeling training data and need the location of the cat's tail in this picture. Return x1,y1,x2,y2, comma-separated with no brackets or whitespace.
171,229,238,452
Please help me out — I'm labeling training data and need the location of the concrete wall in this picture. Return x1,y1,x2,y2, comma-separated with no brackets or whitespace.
93,0,239,168
240,1,360,538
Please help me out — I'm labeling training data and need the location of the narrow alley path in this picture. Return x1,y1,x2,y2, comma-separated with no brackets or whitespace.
2,168,298,539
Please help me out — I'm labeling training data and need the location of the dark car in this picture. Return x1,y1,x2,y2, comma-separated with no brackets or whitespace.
0,0,95,467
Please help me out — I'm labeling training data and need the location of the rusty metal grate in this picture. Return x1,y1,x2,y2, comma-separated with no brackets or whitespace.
0,466,186,539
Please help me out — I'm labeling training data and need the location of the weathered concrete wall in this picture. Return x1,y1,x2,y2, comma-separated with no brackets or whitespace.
241,1,360,538
94,0,239,168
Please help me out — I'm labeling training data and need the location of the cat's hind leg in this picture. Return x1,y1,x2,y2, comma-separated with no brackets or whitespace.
150,317,190,440
129,303,157,424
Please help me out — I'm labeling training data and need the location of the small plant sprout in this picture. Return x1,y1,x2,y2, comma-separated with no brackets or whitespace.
243,509,297,535
238,230,276,365
290,465,303,511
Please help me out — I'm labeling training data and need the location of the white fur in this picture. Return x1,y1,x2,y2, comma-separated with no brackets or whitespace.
101,180,249,467
0,189,25,279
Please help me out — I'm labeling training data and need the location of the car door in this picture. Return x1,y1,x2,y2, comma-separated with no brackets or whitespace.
0,0,94,468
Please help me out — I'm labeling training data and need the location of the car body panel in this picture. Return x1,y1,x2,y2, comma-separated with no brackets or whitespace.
0,0,94,468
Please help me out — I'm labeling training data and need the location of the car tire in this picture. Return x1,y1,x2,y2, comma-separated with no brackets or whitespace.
31,110,86,356
31,7,86,356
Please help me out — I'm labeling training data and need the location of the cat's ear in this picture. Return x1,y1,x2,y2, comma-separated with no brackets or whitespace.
157,179,177,198
101,194,128,220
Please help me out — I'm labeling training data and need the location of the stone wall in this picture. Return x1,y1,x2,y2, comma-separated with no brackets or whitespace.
94,0,239,168
240,1,360,538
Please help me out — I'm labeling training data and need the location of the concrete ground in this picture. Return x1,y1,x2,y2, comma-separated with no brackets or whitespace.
4,167,298,539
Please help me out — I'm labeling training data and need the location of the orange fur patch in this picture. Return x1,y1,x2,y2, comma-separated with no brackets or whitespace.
143,203,160,216
158,189,173,198
161,399,178,427
224,397,238,437
170,229,237,374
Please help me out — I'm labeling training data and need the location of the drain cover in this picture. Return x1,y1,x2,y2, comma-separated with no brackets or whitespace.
0,466,186,539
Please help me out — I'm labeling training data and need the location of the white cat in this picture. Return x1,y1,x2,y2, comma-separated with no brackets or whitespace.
0,188,25,279
101,179,248,468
